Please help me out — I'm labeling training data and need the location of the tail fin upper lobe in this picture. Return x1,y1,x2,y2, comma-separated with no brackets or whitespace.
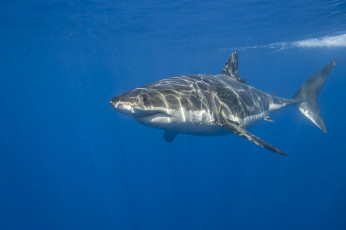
294,60,337,132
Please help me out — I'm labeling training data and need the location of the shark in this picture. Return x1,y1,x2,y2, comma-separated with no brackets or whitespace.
110,51,336,156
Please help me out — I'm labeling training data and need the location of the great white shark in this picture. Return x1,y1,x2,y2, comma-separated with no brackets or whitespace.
110,51,336,156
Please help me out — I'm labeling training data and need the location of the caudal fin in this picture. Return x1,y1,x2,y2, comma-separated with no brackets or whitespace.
294,60,337,132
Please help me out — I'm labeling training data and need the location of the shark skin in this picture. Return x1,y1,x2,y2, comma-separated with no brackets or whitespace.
111,51,336,156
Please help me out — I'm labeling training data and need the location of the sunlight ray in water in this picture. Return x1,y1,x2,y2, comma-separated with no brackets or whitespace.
227,33,346,51
293,33,346,48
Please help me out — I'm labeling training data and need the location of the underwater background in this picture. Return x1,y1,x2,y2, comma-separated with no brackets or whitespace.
1,0,346,229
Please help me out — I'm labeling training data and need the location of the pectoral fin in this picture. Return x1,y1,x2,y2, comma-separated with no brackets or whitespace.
163,130,178,142
221,121,288,156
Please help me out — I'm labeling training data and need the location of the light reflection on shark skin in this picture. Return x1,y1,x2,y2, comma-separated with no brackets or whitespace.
111,51,336,156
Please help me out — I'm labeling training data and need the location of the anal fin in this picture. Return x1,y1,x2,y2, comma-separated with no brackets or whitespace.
264,116,274,122
221,121,287,156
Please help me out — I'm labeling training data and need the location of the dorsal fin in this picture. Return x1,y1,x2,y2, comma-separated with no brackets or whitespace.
222,51,246,83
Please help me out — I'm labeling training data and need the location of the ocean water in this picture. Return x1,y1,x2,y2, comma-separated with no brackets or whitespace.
1,1,346,229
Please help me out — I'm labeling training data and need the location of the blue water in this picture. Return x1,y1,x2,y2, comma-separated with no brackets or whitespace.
1,1,346,229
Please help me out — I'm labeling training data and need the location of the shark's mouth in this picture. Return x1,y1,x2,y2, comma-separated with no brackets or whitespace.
134,111,172,123
134,111,162,119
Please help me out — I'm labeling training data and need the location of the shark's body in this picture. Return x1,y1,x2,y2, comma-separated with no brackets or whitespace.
111,51,336,155
132,74,294,135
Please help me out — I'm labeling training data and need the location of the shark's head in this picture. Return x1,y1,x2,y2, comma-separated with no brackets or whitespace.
110,87,174,128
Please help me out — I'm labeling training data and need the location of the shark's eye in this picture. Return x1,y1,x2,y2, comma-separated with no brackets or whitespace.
142,95,148,103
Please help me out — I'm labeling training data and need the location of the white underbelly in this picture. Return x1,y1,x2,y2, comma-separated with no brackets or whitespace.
136,108,271,136
167,122,230,136
238,112,268,128
136,109,231,136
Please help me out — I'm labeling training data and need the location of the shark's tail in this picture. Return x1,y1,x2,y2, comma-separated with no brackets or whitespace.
294,60,337,132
